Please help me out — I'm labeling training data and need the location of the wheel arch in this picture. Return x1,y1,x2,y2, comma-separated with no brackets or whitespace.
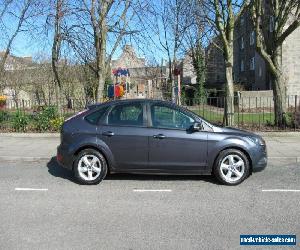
73,145,111,173
212,146,253,174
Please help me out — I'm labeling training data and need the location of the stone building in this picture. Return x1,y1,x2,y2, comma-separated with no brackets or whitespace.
205,38,226,89
0,52,36,101
181,52,197,85
111,45,146,69
111,45,166,99
0,51,35,71
205,6,300,96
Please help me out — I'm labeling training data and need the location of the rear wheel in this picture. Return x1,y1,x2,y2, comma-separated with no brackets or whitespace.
214,149,250,185
74,149,107,185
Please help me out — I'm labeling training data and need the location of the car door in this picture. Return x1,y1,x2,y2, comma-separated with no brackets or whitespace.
97,101,148,171
148,102,208,172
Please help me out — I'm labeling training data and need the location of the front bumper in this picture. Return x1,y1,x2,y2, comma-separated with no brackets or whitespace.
57,144,74,170
251,145,268,172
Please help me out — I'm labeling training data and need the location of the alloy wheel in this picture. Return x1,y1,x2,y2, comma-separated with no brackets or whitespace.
77,154,102,181
220,154,245,183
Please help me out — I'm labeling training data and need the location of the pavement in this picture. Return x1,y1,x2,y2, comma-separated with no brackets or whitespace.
0,132,300,249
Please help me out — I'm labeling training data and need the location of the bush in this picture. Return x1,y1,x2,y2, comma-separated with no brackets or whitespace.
34,106,59,131
50,117,64,131
0,110,9,123
12,110,29,132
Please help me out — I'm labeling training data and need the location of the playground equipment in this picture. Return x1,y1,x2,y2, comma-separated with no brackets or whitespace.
108,68,130,99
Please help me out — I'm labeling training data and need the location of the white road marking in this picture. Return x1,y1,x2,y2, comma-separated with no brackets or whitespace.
15,188,48,191
133,189,172,192
262,189,300,192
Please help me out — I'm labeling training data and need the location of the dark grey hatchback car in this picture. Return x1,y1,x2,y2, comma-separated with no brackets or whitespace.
57,99,267,185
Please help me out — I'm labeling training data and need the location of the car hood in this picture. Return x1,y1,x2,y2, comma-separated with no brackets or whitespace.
213,126,259,137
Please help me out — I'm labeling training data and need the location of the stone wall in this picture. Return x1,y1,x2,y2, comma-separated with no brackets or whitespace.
237,90,300,110
237,90,274,110
282,25,300,96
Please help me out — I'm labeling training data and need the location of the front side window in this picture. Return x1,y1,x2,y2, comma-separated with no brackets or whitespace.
151,104,195,130
108,103,144,126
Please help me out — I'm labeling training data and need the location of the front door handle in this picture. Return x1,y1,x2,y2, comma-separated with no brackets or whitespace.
153,134,166,139
102,131,114,137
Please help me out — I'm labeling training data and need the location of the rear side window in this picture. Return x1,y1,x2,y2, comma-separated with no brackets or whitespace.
108,103,143,126
85,106,108,125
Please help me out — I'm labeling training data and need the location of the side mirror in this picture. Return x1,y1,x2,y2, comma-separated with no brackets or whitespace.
190,122,202,132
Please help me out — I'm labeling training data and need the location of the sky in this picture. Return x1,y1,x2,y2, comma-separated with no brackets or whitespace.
0,0,157,63
0,0,203,65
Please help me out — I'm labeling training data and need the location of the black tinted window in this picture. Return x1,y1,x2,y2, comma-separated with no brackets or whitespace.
85,106,108,124
108,103,143,126
151,104,194,129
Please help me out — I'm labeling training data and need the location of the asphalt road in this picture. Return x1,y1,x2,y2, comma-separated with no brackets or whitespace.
0,159,299,250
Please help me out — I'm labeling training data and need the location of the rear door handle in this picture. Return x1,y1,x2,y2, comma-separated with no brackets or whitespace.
102,131,114,137
153,134,166,139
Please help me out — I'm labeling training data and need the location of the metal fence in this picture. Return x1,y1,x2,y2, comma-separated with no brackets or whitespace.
0,95,300,132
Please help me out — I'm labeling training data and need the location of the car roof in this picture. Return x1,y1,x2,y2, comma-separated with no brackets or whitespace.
88,98,173,109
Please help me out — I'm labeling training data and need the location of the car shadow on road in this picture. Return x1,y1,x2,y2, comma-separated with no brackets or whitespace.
47,156,220,185
106,173,220,184
47,157,79,184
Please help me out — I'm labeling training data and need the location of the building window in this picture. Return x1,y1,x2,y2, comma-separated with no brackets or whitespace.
259,66,262,77
250,31,255,45
241,37,244,49
240,60,245,72
269,16,275,32
250,57,255,70
240,15,245,26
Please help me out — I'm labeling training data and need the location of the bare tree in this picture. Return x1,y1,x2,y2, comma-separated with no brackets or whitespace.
65,0,137,102
51,0,65,90
0,0,44,76
182,2,207,100
250,0,300,127
146,0,195,98
0,0,31,76
204,0,247,126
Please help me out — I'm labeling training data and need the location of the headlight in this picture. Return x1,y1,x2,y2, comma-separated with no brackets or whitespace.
247,136,265,146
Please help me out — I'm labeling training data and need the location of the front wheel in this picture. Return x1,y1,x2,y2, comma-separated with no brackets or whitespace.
214,149,250,185
74,149,107,185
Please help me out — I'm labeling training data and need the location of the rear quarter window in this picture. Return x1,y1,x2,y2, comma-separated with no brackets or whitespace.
85,106,108,125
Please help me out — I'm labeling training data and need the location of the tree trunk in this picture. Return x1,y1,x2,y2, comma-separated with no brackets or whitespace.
272,73,287,127
97,71,105,102
224,64,234,126
270,48,287,127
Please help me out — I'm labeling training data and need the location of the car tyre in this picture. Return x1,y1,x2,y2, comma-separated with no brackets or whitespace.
214,149,250,185
74,149,107,185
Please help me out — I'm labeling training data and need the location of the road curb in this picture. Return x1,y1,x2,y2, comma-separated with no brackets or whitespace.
267,156,300,163
257,132,300,137
0,133,60,138
0,156,52,162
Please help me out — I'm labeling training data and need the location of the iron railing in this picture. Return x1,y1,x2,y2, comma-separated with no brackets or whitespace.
0,95,299,132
